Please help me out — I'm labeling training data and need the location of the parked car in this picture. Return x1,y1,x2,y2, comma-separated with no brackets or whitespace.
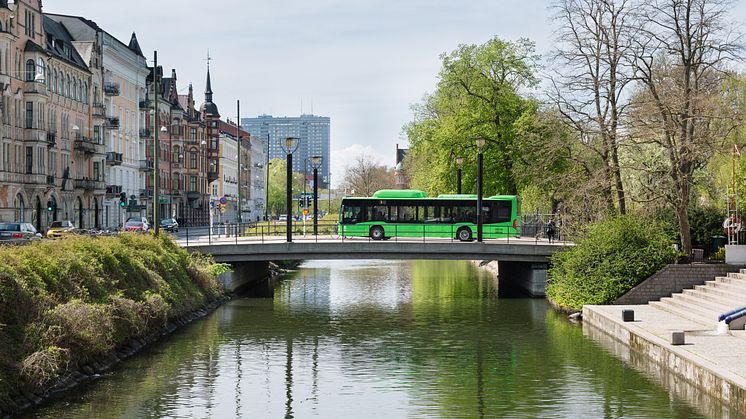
160,218,179,232
126,216,150,231
123,220,148,232
46,220,76,238
0,222,41,244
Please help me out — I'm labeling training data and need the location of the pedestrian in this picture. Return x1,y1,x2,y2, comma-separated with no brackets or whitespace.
545,218,556,244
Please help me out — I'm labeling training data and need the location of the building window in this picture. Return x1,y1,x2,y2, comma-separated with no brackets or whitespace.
36,58,44,83
190,150,197,169
190,176,197,192
25,59,34,81
93,161,100,181
25,146,32,174
25,102,33,129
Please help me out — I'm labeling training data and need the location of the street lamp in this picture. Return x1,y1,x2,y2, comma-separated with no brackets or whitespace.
455,156,464,194
281,137,299,242
161,125,169,219
152,50,160,236
475,137,486,242
311,155,322,236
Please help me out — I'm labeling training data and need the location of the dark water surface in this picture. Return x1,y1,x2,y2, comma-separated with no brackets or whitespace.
28,260,736,418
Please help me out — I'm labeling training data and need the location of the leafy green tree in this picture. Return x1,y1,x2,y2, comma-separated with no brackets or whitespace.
404,37,540,197
266,158,305,217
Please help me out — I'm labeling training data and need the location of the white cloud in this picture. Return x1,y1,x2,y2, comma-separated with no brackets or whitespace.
330,144,391,188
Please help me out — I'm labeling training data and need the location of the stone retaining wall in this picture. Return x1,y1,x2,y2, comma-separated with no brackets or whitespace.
614,264,746,305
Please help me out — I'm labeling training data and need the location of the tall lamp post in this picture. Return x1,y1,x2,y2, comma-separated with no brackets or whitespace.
153,50,160,237
311,155,322,236
475,137,485,242
455,156,464,194
282,137,299,242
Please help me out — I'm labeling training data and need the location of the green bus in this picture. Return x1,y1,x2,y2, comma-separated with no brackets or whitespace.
338,189,520,241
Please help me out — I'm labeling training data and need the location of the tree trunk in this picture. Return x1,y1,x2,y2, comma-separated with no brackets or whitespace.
676,182,692,256
610,144,626,214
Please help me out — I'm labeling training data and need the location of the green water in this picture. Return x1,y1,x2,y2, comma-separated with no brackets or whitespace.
27,260,739,418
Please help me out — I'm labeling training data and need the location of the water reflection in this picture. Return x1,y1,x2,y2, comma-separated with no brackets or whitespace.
28,260,730,418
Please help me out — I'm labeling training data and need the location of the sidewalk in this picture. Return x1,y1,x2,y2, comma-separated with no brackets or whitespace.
584,304,746,412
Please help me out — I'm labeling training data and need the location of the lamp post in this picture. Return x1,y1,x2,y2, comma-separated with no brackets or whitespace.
455,156,464,194
265,132,270,221
475,137,485,242
311,155,322,236
282,137,299,242
236,100,242,225
153,51,160,237
162,125,170,219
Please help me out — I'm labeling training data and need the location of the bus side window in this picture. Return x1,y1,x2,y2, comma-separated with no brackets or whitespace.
368,205,387,222
343,205,362,223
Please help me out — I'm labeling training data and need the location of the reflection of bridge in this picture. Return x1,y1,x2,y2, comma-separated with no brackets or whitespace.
180,235,569,297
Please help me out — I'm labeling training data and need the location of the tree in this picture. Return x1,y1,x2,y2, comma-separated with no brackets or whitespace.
550,0,636,214
404,37,540,197
630,0,741,255
266,158,305,217
341,154,396,196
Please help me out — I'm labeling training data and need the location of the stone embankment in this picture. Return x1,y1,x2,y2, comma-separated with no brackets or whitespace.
584,268,746,414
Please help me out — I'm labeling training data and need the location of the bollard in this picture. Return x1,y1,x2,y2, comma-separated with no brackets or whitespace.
671,331,685,345
622,309,635,322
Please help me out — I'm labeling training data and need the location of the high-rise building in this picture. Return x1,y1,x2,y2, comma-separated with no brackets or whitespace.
241,114,330,188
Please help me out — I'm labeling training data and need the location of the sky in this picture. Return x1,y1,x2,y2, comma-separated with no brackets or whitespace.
47,0,746,185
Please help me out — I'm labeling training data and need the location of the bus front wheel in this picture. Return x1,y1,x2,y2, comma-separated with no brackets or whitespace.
457,227,473,242
370,226,385,240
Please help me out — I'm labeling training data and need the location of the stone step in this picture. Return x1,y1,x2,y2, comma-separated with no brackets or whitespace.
695,284,746,300
649,300,714,327
672,292,743,315
681,288,746,308
718,274,746,283
659,296,721,323
705,279,746,294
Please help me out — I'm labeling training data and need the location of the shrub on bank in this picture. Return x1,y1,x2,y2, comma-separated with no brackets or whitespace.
546,215,679,312
0,233,223,404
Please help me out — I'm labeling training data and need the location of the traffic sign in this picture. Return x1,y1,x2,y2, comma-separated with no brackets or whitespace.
219,196,227,205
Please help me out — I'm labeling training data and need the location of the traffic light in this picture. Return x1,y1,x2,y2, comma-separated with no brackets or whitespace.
46,200,54,212
119,192,127,208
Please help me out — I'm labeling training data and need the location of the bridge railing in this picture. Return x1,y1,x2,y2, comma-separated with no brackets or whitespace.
177,220,565,247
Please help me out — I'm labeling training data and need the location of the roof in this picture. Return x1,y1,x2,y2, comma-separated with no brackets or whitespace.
43,16,90,71
45,13,146,59
128,32,144,57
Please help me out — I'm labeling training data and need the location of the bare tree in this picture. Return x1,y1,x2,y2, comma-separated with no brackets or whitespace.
631,0,741,254
341,154,396,197
550,0,636,214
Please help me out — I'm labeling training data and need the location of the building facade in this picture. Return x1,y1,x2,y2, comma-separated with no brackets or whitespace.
0,0,109,231
241,114,330,188
47,14,149,229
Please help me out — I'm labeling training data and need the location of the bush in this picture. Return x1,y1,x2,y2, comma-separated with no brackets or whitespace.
546,215,679,311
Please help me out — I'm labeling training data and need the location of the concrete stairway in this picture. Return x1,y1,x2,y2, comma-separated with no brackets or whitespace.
650,270,746,327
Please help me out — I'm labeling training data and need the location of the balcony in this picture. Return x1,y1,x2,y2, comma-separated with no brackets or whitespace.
105,184,122,196
105,117,120,129
46,175,55,186
24,80,47,96
171,161,183,169
140,189,153,199
187,191,203,200
46,132,56,147
139,128,151,139
74,136,103,155
92,102,106,118
74,178,105,191
208,171,219,183
138,159,154,171
106,152,123,166
139,100,151,110
104,82,120,96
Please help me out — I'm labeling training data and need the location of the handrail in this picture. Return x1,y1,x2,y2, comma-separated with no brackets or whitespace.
718,305,746,324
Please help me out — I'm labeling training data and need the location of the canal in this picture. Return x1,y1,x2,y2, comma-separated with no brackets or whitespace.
28,260,740,418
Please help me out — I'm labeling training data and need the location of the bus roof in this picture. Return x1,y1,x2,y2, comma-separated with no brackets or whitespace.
437,194,478,199
372,190,427,199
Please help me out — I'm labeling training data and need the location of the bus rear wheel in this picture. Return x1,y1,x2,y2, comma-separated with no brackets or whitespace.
457,227,473,242
370,226,385,240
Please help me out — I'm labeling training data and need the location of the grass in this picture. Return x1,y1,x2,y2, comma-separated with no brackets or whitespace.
0,233,224,404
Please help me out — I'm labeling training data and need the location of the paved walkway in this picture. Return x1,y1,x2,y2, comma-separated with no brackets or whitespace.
585,304,746,409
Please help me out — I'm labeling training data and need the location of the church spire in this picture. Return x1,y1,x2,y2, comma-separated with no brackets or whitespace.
205,65,213,102
199,50,220,117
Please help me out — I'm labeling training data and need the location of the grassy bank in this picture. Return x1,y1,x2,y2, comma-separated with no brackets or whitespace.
0,233,225,408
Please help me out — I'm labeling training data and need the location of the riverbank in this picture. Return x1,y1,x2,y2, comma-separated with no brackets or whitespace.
0,233,227,417
583,304,746,414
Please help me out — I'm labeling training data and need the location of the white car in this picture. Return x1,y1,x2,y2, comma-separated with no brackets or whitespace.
278,214,288,221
